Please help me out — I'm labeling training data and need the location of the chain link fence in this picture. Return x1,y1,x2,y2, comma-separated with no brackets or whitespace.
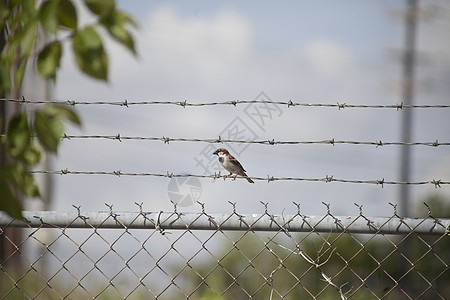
1,202,449,299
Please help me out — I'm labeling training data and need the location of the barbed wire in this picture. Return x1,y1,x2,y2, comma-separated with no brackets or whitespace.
60,134,449,147
1,98,450,109
1,133,446,147
29,169,448,187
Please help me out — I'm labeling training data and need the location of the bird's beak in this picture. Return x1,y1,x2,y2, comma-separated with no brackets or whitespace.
213,150,219,155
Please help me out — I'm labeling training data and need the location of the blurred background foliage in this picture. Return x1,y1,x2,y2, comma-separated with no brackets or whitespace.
178,194,449,299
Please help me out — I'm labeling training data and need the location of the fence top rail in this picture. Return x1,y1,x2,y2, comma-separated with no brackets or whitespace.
1,211,448,236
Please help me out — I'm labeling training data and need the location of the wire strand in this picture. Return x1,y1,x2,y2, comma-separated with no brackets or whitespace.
61,134,449,147
30,170,448,187
2,98,450,109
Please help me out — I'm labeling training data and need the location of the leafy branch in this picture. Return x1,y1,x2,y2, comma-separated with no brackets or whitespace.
0,0,138,218
0,105,80,218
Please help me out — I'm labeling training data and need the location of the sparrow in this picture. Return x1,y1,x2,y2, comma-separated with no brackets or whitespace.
213,148,254,183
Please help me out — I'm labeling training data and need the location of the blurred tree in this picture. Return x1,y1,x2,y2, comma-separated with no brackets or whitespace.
417,193,450,218
0,0,137,219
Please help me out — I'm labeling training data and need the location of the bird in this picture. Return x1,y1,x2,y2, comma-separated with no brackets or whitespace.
213,148,254,183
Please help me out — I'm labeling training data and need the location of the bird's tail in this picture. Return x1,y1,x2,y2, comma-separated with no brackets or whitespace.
244,173,254,183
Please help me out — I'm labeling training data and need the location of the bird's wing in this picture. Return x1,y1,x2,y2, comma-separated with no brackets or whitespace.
229,155,246,172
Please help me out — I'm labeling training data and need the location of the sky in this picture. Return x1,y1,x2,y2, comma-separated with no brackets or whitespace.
17,0,450,295
24,0,450,218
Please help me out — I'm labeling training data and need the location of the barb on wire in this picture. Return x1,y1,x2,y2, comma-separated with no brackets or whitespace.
1,98,450,109
29,169,450,186
58,134,450,147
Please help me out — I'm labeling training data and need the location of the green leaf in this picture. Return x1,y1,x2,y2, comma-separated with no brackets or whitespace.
2,164,40,197
102,11,136,54
0,58,11,95
6,18,38,61
21,0,37,17
0,1,9,22
57,0,77,29
37,41,62,79
0,178,23,219
73,26,108,80
47,105,81,125
21,169,40,197
7,112,31,158
85,0,115,17
74,26,102,49
20,142,42,165
39,0,58,33
14,59,28,91
34,108,64,152
115,10,138,28
2,38,16,63
21,20,38,56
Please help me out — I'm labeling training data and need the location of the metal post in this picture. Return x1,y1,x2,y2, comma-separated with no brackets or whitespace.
399,1,418,295
399,0,418,217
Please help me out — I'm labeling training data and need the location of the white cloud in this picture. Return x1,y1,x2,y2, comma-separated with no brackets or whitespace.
129,6,252,91
143,6,251,55
303,40,356,78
